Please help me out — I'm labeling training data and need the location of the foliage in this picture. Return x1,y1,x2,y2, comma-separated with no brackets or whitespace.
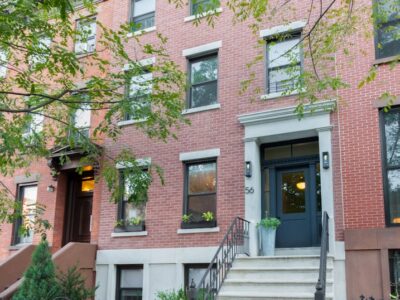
257,217,281,230
57,265,96,300
156,288,188,300
127,216,142,225
13,237,61,300
182,213,192,223
201,211,214,222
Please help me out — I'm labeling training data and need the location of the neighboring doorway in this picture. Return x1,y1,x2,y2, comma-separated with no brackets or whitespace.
262,138,322,248
63,170,94,245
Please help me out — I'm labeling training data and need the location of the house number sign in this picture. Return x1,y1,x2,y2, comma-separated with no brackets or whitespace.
245,187,254,194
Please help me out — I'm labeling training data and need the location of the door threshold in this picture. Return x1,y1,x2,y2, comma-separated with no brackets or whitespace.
275,247,320,256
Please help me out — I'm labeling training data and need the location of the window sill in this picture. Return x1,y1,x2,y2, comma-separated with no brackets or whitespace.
111,231,148,238
184,7,223,22
127,26,157,38
117,118,147,127
260,89,302,100
373,55,400,66
76,51,95,59
9,243,32,251
177,227,220,234
182,103,220,115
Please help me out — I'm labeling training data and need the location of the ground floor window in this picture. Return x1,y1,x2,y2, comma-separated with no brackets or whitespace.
184,264,216,300
116,266,143,300
390,250,400,298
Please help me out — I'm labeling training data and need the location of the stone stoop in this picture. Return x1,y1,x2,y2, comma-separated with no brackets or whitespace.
217,254,334,300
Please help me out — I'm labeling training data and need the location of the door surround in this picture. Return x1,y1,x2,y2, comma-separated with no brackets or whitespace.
238,100,336,257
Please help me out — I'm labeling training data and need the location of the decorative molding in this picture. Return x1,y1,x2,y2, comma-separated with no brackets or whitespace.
182,103,221,115
260,20,306,38
373,95,400,108
14,174,40,184
317,126,334,132
179,148,220,161
177,227,220,234
182,41,222,57
184,7,223,22
238,100,336,126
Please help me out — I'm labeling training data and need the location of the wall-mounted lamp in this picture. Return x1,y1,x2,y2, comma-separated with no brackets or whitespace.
47,185,55,192
245,161,252,178
322,152,329,169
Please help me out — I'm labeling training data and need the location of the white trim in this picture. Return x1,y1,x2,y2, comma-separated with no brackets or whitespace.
238,100,336,126
260,89,303,100
260,20,306,38
182,103,220,115
111,231,148,237
123,57,156,71
127,26,156,38
182,41,222,57
179,148,220,161
184,7,223,22
117,118,147,127
116,157,152,169
177,227,220,234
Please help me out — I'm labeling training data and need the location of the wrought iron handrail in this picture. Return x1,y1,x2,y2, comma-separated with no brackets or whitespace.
315,211,330,300
192,217,250,300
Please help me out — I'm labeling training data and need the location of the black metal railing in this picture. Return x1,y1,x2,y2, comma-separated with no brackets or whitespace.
193,217,250,300
315,211,330,300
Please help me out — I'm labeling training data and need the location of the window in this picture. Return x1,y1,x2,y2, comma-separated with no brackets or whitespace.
381,107,400,225
75,17,96,54
188,54,218,109
125,69,152,121
190,0,220,15
266,34,302,94
374,0,400,59
23,113,44,139
0,50,7,78
116,266,143,300
72,104,91,138
183,161,217,228
116,171,147,231
131,0,155,31
13,184,38,245
29,36,51,67
390,250,400,296
184,264,216,300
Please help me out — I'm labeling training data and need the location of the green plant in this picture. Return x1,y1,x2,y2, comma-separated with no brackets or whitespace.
13,237,61,300
115,219,125,227
202,211,214,222
182,214,192,223
257,217,281,229
156,288,188,300
57,266,97,300
128,216,142,226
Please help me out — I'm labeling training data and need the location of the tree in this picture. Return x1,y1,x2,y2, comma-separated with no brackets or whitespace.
57,266,96,300
13,237,60,300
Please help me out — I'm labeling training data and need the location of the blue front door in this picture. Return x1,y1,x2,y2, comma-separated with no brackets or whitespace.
276,167,313,248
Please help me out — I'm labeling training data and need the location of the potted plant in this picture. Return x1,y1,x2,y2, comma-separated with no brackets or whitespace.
126,216,145,232
257,217,281,256
114,219,126,233
180,211,217,229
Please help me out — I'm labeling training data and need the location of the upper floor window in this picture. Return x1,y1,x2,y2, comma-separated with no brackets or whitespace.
131,0,155,31
75,17,97,54
381,107,400,225
29,36,51,67
23,113,44,139
190,0,220,15
125,69,152,121
0,50,8,78
72,104,91,138
188,54,218,109
374,0,400,59
182,160,217,229
266,34,302,94
13,184,38,245
116,266,143,300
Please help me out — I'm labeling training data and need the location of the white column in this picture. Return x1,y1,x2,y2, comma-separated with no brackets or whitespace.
244,137,261,256
317,126,335,255
143,263,150,300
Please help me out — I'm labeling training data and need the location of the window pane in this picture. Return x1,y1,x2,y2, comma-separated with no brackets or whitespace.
191,81,217,108
129,72,152,97
124,202,146,221
265,145,291,160
281,171,306,214
133,0,155,17
377,21,400,59
74,105,91,129
390,250,400,296
268,37,300,68
75,18,96,53
384,110,400,167
188,162,217,194
120,269,143,288
0,50,7,78
269,65,301,93
388,169,400,224
292,141,319,157
133,12,155,30
191,57,218,84
19,185,38,244
186,265,216,300
376,0,400,22
188,194,216,221
121,289,142,300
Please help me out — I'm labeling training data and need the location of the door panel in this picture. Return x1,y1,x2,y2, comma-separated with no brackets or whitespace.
276,167,312,248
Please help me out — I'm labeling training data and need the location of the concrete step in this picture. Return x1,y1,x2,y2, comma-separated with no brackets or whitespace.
275,247,321,256
217,291,333,300
233,255,334,269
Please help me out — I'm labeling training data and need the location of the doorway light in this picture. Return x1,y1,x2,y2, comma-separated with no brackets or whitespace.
296,181,306,190
81,179,94,192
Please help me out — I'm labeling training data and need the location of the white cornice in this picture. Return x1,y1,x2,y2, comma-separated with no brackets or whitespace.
260,20,306,38
238,100,336,126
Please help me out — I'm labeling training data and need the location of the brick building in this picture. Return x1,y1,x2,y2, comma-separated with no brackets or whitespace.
0,0,400,299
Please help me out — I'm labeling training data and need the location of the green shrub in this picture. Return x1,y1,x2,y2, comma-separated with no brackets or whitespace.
257,217,281,229
156,288,188,300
